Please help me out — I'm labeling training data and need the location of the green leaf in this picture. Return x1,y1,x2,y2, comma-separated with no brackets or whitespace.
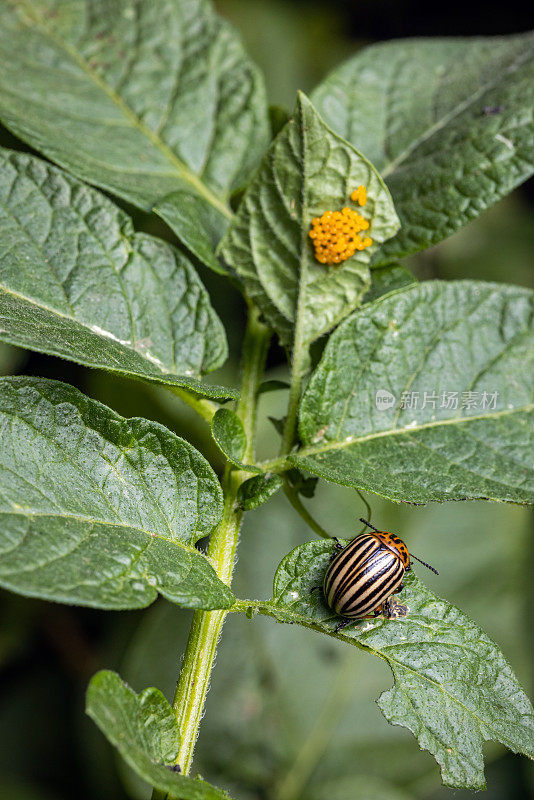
0,148,236,400
0,377,234,610
0,0,269,265
86,670,233,799
293,281,534,504
362,264,417,305
153,191,229,276
311,34,534,262
211,408,262,473
266,539,534,790
219,93,400,347
237,473,283,510
124,500,533,794
268,104,291,138
286,467,319,499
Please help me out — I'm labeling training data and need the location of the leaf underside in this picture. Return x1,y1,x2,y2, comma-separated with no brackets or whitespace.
293,280,534,504
87,670,234,799
311,33,534,262
267,539,534,790
0,0,269,266
0,377,234,610
0,147,237,400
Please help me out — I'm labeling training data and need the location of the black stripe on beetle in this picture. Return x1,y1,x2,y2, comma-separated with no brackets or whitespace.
325,536,380,600
323,518,438,632
334,547,392,609
342,558,404,617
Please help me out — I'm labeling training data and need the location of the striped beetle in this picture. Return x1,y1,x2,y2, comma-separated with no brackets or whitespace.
323,518,438,632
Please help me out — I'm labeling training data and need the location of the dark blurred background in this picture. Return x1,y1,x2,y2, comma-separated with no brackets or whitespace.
0,2,533,799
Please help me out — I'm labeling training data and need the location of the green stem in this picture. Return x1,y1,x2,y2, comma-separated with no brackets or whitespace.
236,302,272,463
171,468,242,775
155,306,270,798
274,652,357,800
257,453,291,473
279,372,302,456
279,333,307,457
283,481,332,539
169,386,218,424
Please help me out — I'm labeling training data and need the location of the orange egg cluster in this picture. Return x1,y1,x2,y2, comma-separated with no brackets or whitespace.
350,185,367,205
309,186,372,265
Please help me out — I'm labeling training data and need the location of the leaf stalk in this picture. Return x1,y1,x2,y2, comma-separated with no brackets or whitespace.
169,387,219,424
283,481,333,539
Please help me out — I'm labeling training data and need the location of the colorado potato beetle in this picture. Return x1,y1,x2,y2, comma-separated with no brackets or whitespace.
323,518,438,632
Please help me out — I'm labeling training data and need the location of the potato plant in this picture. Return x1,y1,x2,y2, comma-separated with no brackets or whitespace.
0,2,532,798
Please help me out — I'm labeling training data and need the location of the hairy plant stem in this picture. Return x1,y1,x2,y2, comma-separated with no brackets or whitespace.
152,305,270,800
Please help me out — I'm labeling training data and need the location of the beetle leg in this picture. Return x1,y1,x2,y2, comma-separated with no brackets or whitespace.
331,536,343,551
310,585,322,593
334,618,353,634
382,599,394,618
328,541,344,563
397,583,404,592
356,608,382,620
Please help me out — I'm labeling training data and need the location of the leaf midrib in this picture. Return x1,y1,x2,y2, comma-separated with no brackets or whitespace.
296,404,533,459
1,153,143,347
381,41,534,178
0,507,199,553
11,0,234,220
291,96,311,361
0,280,239,396
0,281,174,373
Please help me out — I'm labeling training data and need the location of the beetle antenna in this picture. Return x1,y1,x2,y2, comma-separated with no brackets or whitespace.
410,554,439,575
356,490,372,534
359,517,381,534
358,518,438,574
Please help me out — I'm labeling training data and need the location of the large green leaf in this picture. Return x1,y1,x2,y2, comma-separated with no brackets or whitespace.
0,377,234,610
153,191,229,276
219,93,400,347
0,148,236,400
0,0,269,266
293,281,534,504
264,539,534,790
311,34,534,262
87,670,233,799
